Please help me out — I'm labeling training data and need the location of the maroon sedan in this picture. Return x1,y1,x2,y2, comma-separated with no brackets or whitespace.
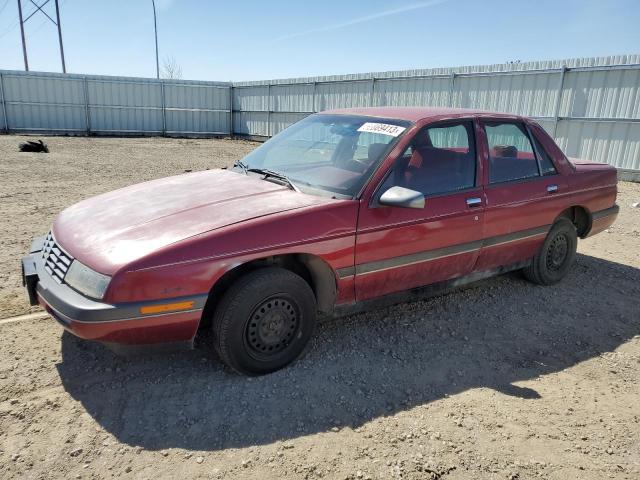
22,107,618,375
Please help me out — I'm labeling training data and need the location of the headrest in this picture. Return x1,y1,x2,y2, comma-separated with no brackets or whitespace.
494,145,517,158
368,143,388,163
412,131,433,149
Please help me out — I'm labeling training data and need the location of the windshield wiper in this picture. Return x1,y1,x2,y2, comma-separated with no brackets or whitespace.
246,168,299,191
234,160,298,191
233,159,249,174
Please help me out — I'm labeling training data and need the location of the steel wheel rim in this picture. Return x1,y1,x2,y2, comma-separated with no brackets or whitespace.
245,296,300,359
547,233,569,271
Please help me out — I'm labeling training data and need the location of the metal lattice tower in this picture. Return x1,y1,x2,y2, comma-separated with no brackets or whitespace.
16,0,66,73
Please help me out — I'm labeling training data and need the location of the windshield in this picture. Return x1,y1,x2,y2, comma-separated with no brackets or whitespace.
235,114,411,198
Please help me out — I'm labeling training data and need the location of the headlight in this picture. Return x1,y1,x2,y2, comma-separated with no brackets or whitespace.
65,260,111,300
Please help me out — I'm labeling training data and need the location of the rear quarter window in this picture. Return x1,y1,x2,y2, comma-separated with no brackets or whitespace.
531,135,558,176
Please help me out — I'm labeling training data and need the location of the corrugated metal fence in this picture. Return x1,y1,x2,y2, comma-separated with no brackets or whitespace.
0,71,232,136
1,54,639,173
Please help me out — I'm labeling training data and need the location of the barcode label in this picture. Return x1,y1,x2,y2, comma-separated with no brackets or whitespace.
357,122,406,137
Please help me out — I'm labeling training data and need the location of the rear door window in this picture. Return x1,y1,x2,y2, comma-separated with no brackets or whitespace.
484,122,540,184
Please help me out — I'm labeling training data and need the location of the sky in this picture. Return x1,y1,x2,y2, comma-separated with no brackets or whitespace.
0,0,638,81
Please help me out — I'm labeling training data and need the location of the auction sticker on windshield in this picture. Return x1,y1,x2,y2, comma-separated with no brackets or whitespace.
357,122,406,137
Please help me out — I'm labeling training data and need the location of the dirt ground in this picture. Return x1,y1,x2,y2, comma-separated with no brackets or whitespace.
0,135,639,480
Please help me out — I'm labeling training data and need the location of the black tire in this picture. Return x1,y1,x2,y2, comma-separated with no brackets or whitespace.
523,217,577,285
212,267,317,375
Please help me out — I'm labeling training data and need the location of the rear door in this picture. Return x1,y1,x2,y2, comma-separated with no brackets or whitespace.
475,119,567,271
354,119,485,301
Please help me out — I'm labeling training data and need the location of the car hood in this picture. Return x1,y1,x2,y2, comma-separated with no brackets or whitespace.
53,169,331,274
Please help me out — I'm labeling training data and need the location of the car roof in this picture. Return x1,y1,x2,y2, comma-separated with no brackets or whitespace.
322,106,523,123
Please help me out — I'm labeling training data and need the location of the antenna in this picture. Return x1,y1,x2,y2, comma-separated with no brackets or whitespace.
16,0,67,73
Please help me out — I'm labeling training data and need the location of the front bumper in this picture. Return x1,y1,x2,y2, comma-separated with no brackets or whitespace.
22,236,206,346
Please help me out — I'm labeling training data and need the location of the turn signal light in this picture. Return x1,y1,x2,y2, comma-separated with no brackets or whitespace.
139,301,194,315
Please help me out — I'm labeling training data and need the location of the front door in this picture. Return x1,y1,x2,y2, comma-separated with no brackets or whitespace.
354,120,485,301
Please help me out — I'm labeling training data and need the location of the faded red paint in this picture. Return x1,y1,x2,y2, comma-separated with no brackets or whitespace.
41,300,201,344
41,107,618,346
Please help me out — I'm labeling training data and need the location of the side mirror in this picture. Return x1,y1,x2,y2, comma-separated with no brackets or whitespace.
378,186,425,209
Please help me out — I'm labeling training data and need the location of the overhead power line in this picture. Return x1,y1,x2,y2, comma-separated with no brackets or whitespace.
0,13,20,39
0,0,11,15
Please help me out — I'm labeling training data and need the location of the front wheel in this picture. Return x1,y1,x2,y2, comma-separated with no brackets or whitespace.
523,217,577,285
212,267,317,375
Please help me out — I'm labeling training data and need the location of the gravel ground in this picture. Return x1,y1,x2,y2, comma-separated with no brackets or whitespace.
0,135,257,319
0,135,639,479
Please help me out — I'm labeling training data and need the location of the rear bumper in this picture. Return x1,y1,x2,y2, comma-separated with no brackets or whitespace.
587,204,619,237
22,237,206,346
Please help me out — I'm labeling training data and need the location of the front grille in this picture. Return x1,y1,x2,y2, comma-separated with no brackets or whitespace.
42,231,74,284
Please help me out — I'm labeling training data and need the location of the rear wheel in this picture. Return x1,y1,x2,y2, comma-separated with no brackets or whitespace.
212,267,317,375
523,217,577,285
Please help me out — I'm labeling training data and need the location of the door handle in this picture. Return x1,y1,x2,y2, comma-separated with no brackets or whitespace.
547,184,558,193
466,197,482,207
